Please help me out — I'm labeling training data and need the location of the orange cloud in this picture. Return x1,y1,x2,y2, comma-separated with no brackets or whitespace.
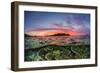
26,28,81,36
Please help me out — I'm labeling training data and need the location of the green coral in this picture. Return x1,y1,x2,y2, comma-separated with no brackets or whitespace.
25,44,90,61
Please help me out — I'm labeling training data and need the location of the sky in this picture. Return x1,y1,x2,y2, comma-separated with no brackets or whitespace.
24,11,90,36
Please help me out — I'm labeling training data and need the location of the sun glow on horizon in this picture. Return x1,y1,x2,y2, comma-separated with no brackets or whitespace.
24,11,90,37
26,29,82,36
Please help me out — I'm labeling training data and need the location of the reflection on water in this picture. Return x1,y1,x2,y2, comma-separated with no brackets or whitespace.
25,35,90,49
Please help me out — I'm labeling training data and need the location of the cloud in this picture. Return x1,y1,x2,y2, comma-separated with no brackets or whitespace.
25,22,90,36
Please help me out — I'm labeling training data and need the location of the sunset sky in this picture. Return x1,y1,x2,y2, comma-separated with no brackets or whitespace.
24,11,90,36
